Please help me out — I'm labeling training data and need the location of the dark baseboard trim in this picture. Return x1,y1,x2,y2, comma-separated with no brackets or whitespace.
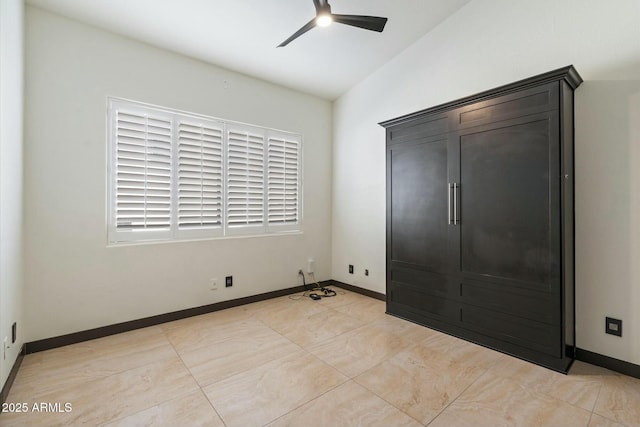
25,285,307,354
576,347,640,379
25,279,387,355
329,280,386,301
1,344,26,405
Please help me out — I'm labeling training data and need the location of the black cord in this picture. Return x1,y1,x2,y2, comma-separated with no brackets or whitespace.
308,287,337,300
290,271,341,301
289,270,311,300
299,270,308,291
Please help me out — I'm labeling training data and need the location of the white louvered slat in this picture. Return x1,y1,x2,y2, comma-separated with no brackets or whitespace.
114,109,172,232
267,134,300,227
177,119,223,232
109,98,301,244
226,126,265,229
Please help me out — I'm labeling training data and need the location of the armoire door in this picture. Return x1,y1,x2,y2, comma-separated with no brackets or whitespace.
456,112,561,289
452,111,563,356
387,134,459,321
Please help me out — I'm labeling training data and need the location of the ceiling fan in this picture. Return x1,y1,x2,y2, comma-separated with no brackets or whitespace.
278,0,388,47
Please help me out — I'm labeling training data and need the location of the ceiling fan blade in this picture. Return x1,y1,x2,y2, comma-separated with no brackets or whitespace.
314,0,331,10
331,14,388,32
278,18,317,47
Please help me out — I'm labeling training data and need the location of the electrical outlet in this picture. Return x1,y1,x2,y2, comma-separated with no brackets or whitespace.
307,258,315,274
210,278,218,291
348,264,354,274
365,269,369,276
12,322,16,343
225,276,233,287
606,317,622,337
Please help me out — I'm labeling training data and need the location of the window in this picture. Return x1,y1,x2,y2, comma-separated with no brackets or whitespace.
226,124,266,234
108,98,302,244
176,118,224,239
267,132,301,228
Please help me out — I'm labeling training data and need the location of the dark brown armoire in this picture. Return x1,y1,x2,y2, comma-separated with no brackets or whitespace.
380,66,582,372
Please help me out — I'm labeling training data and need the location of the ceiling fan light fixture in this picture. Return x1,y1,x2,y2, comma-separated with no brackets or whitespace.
316,14,332,27
277,0,388,47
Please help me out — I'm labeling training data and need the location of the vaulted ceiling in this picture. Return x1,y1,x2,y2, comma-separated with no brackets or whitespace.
27,0,471,99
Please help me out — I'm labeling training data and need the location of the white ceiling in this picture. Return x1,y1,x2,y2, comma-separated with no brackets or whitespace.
26,0,471,100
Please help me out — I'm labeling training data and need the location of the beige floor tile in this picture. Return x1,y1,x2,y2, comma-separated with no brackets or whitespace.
266,381,423,427
544,361,615,411
356,342,486,424
333,297,387,323
428,372,592,427
485,350,555,384
373,314,442,343
588,413,628,427
3,355,198,427
18,326,166,373
486,357,611,412
289,286,356,308
165,316,266,354
307,321,412,377
179,325,301,387
491,357,613,411
8,327,176,401
252,296,330,330
203,352,348,427
162,305,253,331
594,373,640,427
422,331,507,370
247,293,329,317
0,406,58,427
268,307,366,348
23,326,166,365
102,390,224,427
314,287,371,308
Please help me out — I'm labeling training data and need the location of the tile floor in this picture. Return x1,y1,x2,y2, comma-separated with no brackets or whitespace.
3,287,639,426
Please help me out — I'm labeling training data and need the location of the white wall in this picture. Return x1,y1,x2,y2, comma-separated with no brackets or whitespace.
332,0,640,364
24,7,332,342
0,0,25,387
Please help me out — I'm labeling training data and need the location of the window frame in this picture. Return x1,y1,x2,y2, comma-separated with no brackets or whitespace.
107,97,303,245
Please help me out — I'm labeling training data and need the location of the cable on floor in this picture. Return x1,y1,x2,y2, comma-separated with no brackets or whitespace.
288,271,344,301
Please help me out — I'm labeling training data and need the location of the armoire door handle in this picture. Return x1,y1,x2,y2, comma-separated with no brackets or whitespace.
453,183,458,225
448,183,452,225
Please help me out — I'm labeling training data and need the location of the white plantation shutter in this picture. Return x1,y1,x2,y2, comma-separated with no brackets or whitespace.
176,118,223,237
226,126,265,232
267,133,301,229
108,98,302,244
111,104,172,242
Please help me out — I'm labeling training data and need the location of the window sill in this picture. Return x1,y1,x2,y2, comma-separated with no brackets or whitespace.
106,230,303,248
